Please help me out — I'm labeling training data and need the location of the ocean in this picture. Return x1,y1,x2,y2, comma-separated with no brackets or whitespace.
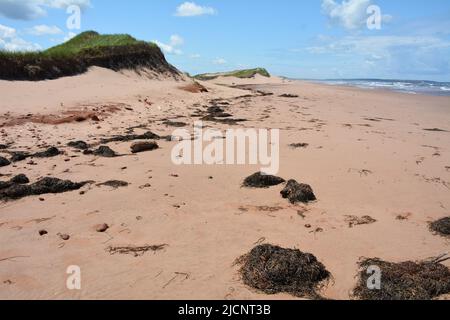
309,79,450,96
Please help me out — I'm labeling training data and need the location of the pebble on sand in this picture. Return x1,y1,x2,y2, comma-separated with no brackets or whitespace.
58,233,70,241
95,223,109,233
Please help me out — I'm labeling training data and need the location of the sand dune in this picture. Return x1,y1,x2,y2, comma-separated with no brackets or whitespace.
0,68,449,300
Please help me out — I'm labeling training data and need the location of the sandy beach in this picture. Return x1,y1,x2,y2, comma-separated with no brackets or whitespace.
0,67,449,300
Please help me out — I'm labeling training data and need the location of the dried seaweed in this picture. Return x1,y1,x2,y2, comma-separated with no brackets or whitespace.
236,244,331,299
353,256,450,300
107,244,168,257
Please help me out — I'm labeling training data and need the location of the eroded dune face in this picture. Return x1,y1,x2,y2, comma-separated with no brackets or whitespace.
0,71,450,300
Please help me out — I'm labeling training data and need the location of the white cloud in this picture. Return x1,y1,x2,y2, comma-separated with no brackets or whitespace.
154,41,183,55
44,0,91,10
0,0,45,20
190,53,201,59
303,35,450,76
169,34,184,47
321,0,391,30
49,31,76,44
1,37,41,51
0,0,91,21
0,23,16,38
153,34,184,55
306,35,450,56
0,23,41,51
175,2,216,17
27,24,63,36
213,58,226,65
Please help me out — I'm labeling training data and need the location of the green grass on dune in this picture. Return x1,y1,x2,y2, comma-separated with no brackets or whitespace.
0,50,41,60
229,68,270,78
0,31,158,59
44,31,157,56
194,68,271,80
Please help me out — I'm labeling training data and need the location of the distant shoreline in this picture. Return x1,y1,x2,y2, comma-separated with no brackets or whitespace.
290,78,450,97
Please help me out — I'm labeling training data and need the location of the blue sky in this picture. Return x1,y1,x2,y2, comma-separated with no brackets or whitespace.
1,0,450,81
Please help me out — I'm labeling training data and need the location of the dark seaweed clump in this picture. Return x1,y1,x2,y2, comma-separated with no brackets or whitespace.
0,156,10,167
353,256,450,300
131,141,159,153
243,172,285,188
236,244,331,299
0,177,89,201
9,147,61,163
33,147,61,158
68,141,90,150
429,217,450,237
0,174,30,190
89,146,118,158
280,180,316,204
100,131,160,144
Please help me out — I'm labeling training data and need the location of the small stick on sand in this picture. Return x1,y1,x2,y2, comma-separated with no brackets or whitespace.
0,256,30,263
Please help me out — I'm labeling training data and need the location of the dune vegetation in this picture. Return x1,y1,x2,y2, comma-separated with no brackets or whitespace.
194,68,270,81
0,31,178,81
